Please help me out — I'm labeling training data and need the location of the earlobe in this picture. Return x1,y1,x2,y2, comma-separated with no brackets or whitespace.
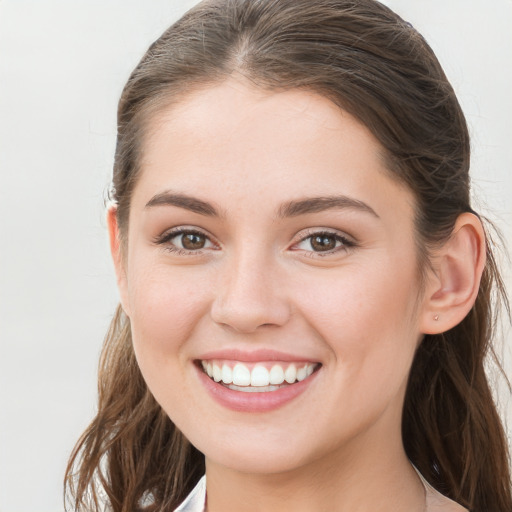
106,206,131,317
420,213,486,334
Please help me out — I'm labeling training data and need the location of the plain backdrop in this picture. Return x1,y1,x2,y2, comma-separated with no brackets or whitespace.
0,1,510,510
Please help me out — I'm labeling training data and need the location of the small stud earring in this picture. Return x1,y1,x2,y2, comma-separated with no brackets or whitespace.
434,314,439,321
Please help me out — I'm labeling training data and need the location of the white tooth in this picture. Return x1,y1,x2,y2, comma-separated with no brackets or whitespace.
221,364,233,384
232,363,251,386
201,360,207,371
306,363,315,376
284,364,297,384
296,365,307,381
206,362,213,378
251,366,270,387
212,363,222,382
269,365,285,385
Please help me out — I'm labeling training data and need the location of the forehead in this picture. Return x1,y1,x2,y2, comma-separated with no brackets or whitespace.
135,79,415,222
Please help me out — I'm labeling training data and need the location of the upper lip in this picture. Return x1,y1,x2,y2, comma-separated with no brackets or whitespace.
197,348,320,363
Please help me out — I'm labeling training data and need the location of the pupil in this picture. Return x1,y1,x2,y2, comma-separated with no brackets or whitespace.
182,233,205,250
311,235,336,251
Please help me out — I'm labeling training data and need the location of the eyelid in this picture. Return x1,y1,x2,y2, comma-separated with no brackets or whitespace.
290,227,357,255
153,225,220,253
152,225,356,257
293,227,356,243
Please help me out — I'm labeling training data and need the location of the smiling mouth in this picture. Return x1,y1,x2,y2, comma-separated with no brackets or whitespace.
199,360,320,392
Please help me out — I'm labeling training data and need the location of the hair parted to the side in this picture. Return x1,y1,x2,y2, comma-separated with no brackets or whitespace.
65,1,511,511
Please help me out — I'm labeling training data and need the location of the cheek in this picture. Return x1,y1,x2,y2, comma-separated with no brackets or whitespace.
297,254,418,328
125,264,216,427
126,261,212,370
293,258,420,385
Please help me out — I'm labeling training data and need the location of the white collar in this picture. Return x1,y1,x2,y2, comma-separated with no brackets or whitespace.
174,475,206,512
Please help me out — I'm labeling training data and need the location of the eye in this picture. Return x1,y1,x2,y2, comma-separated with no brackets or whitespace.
154,227,218,254
292,230,355,255
176,232,208,250
308,234,339,252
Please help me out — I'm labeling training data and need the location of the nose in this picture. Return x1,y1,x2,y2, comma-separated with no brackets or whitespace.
210,248,291,333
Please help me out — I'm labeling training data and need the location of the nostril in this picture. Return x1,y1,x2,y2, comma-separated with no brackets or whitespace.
210,301,291,333
209,269,292,332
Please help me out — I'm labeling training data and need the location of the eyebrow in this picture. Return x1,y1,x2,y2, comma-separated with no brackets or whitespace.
277,195,379,218
145,191,379,219
145,191,220,217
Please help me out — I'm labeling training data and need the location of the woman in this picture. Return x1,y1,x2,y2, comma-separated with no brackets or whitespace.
65,0,511,511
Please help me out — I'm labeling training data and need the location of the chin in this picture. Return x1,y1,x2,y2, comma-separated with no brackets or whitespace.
189,425,322,475
207,446,310,475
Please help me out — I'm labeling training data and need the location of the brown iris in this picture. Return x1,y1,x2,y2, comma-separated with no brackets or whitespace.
310,234,337,251
181,232,206,250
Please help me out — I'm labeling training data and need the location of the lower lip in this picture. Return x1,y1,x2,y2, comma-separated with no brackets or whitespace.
196,364,319,413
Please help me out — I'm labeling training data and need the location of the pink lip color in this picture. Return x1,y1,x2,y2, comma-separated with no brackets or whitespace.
198,348,318,363
195,364,319,413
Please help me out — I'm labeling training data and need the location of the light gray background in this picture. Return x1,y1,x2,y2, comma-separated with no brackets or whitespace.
0,1,510,510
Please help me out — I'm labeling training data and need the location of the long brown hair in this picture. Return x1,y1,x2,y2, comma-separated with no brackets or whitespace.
65,1,511,510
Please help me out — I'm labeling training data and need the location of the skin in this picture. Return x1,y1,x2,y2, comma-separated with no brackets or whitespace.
109,79,485,511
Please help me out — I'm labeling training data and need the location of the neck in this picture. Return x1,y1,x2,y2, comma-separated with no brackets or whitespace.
204,423,425,512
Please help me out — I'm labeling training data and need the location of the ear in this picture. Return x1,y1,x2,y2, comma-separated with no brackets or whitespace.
420,213,486,334
106,205,131,317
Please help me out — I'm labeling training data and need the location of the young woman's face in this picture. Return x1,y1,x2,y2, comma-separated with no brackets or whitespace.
117,80,430,475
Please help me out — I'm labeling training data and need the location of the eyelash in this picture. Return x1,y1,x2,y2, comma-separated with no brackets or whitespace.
154,227,356,257
291,229,356,257
154,227,217,255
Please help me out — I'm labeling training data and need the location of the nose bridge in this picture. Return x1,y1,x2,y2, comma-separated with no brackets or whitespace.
211,242,290,332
